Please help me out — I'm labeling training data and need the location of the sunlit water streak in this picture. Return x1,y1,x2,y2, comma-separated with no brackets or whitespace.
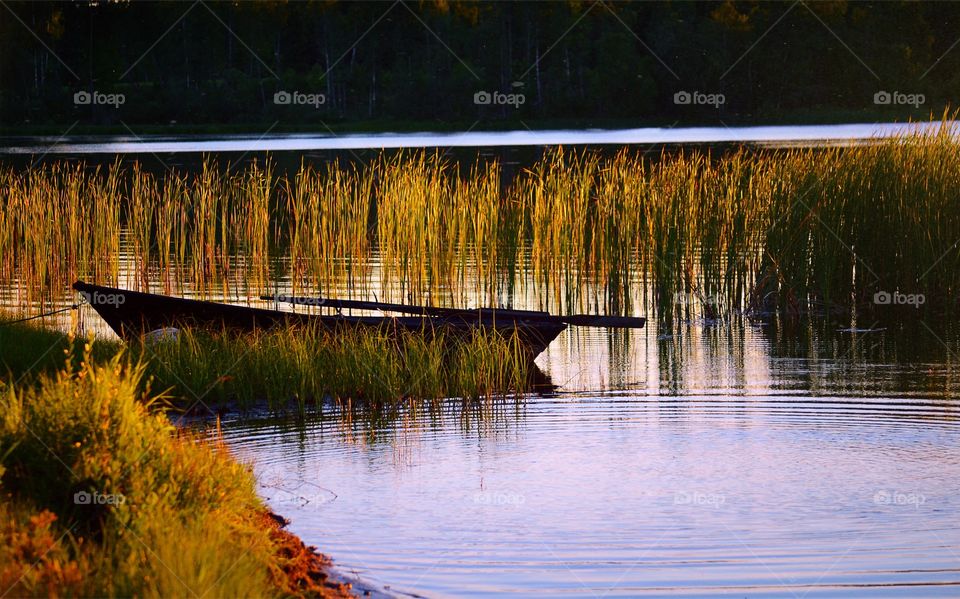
0,122,950,154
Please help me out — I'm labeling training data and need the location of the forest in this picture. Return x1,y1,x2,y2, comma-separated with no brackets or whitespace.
1,0,958,130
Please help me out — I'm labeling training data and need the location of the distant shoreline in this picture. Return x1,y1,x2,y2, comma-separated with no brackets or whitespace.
0,108,937,139
0,120,949,155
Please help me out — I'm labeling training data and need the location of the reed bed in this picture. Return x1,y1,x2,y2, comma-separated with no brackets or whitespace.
372,152,512,304
284,159,373,298
2,315,531,416
2,119,960,320
140,325,532,412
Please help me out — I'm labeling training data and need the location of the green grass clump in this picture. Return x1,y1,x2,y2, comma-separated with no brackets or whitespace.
1,316,532,415
0,316,121,382
0,318,529,595
140,324,532,412
0,341,323,598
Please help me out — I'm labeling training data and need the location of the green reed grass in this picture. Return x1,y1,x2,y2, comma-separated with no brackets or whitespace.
1,315,530,416
140,324,531,413
229,159,274,295
4,117,960,319
284,159,374,298
0,315,120,381
374,151,455,301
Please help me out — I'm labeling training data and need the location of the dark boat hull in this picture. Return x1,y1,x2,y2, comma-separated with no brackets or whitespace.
72,281,566,358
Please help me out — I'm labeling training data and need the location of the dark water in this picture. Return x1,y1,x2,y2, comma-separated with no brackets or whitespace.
221,320,960,597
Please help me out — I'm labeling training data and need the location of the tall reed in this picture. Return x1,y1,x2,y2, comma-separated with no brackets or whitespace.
140,324,532,413
3,119,960,321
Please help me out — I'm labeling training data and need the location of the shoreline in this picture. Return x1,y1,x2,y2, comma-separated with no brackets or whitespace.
260,509,356,598
0,121,947,156
0,318,380,598
326,567,409,599
0,109,931,139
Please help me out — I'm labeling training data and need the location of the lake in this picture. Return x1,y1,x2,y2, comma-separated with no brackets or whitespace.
4,126,959,597
219,316,960,597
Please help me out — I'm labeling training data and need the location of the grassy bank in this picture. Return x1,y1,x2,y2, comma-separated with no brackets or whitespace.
0,312,532,596
1,316,533,413
0,338,348,598
3,117,959,319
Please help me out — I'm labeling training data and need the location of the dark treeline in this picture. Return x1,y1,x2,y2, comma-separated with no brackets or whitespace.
1,0,958,130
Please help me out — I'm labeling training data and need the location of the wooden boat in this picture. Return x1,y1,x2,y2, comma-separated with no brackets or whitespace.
73,281,645,358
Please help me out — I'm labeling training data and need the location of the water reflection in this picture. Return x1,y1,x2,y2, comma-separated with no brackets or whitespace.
220,327,960,596
204,313,960,595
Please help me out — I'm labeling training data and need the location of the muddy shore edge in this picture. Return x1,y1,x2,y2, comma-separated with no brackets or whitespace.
265,509,401,598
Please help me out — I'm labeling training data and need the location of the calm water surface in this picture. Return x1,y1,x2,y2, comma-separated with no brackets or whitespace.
0,121,949,154
221,322,960,597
